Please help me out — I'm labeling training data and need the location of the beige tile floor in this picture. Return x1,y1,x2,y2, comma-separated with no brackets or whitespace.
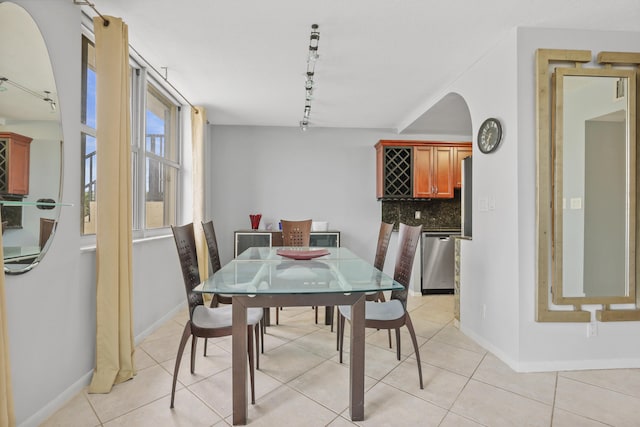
42,295,640,426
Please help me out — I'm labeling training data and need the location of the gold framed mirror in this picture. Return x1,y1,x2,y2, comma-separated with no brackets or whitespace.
536,49,640,322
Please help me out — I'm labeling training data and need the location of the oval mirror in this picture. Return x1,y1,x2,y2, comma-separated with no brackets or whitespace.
0,1,63,274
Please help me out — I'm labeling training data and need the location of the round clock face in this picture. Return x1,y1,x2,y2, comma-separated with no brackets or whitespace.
477,118,502,154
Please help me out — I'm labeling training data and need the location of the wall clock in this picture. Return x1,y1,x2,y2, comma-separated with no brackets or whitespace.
477,118,503,154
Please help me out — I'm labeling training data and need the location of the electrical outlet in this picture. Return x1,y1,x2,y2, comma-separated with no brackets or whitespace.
414,211,421,220
587,321,598,337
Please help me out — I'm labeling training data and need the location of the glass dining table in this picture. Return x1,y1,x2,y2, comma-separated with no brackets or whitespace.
194,246,403,425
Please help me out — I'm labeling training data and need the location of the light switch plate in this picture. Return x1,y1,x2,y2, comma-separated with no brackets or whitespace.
479,197,489,212
570,197,582,210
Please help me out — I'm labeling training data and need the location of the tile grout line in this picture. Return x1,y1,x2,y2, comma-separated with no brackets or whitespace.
549,371,558,427
440,351,489,426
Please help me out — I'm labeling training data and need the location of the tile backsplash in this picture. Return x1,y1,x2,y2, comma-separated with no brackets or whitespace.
381,189,461,230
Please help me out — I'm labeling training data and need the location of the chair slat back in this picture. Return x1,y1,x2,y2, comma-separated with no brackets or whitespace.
281,219,312,246
202,220,222,273
373,221,394,271
39,218,56,249
391,223,422,307
171,223,204,317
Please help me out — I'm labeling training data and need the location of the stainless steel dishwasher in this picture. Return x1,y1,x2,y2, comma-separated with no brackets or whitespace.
421,232,458,294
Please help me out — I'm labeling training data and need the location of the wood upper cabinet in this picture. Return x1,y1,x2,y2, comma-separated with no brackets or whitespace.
414,145,454,198
0,132,32,195
434,146,455,197
376,140,470,199
413,145,433,197
375,142,413,199
376,143,384,198
453,146,472,188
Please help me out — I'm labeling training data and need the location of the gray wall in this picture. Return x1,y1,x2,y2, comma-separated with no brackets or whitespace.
206,125,432,275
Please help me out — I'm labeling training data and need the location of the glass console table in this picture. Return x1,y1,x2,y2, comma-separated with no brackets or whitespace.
234,230,340,257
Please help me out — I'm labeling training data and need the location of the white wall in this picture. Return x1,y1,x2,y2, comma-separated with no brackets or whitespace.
515,28,640,371
5,2,185,426
443,30,522,364
450,27,640,372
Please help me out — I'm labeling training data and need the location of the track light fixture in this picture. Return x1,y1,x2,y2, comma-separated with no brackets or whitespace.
43,91,57,111
0,76,57,112
300,24,320,131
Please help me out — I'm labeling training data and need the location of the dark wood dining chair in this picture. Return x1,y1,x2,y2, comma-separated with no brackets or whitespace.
170,223,263,408
335,221,394,345
281,219,312,246
39,217,56,250
368,221,394,302
370,221,394,347
337,223,424,389
202,220,229,310
202,219,265,354
277,219,312,324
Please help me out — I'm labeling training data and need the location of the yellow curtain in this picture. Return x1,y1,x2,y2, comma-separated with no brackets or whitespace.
192,107,208,279
89,16,136,393
0,212,15,426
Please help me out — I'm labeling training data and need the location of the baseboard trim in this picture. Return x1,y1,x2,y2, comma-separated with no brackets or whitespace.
18,370,93,427
134,301,186,345
19,300,186,427
460,325,640,372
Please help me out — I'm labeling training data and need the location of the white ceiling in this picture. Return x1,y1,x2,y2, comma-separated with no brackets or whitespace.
22,1,640,133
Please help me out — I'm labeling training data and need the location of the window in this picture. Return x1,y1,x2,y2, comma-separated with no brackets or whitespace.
81,35,181,236
141,84,179,229
81,35,97,235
